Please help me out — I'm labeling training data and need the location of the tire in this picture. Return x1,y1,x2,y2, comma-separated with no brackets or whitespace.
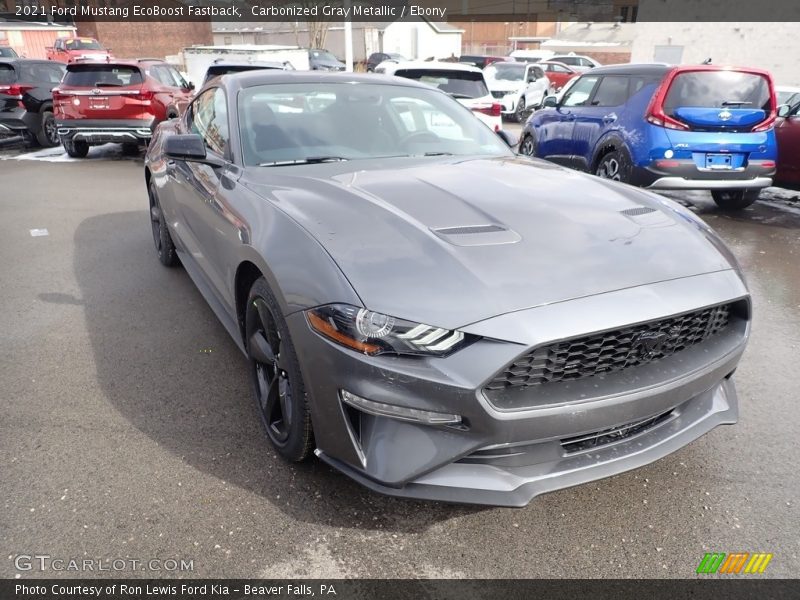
63,138,89,158
122,142,140,156
148,180,179,267
519,133,536,157
36,110,59,147
595,149,632,184
711,189,759,210
514,97,527,123
245,278,314,462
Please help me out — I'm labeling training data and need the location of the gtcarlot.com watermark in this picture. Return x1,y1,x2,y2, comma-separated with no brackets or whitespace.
12,554,194,574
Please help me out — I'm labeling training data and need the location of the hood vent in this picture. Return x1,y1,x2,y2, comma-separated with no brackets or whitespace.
620,206,656,216
431,224,521,247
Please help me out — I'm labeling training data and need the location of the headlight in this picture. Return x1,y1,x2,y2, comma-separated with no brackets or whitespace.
306,304,477,357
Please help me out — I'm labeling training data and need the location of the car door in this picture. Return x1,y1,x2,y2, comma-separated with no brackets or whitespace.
538,74,599,166
571,75,629,170
522,65,548,107
775,104,800,184
170,87,238,309
149,64,193,116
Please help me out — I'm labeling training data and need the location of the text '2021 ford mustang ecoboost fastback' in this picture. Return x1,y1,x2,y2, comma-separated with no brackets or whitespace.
144,71,750,507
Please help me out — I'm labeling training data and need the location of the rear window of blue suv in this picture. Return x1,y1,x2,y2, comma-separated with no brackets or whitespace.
521,65,777,211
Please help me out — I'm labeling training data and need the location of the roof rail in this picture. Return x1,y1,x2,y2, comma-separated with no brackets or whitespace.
137,58,164,63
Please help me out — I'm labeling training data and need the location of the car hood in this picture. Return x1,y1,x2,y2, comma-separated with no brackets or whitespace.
243,156,733,330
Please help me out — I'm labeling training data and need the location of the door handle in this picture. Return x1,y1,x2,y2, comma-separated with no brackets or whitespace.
603,113,618,123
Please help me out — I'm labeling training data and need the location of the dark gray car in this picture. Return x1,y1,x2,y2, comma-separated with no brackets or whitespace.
144,71,750,507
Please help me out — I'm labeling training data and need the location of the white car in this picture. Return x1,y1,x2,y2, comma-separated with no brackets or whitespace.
549,54,602,72
508,49,555,63
483,61,551,122
375,60,502,132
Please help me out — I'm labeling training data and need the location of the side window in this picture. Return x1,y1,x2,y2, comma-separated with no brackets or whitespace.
591,76,630,107
190,88,229,156
553,64,570,73
561,76,599,107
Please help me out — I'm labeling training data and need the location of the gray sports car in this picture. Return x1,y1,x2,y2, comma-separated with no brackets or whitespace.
144,71,750,507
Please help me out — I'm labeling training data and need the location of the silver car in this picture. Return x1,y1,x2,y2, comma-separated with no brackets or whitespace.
144,71,750,507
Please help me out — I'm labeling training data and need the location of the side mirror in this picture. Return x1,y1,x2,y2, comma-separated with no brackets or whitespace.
164,134,223,167
777,104,790,118
527,74,537,83
496,129,518,148
543,95,558,108
185,81,195,91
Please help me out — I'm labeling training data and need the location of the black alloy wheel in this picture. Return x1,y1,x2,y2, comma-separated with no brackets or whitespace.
245,279,313,461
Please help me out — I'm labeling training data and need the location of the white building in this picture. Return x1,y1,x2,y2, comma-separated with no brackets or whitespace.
211,19,462,64
631,1,800,85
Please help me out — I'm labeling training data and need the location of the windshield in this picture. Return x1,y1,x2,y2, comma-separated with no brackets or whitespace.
663,70,772,114
63,65,143,87
310,50,338,63
393,69,489,99
777,89,800,107
0,47,18,58
238,82,511,167
484,63,525,82
65,39,103,51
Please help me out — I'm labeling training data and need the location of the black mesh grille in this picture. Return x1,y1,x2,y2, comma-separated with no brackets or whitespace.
485,304,732,391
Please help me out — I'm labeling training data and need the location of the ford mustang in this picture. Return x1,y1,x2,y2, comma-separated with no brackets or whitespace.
144,71,750,507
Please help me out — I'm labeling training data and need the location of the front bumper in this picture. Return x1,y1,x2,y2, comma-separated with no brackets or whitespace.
56,118,155,144
289,270,749,506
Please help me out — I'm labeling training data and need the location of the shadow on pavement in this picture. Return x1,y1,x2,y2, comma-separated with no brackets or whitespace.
73,210,486,533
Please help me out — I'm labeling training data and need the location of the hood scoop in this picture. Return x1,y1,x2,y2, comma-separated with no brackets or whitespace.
431,224,521,247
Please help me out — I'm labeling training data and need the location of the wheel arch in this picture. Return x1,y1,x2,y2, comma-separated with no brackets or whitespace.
591,133,631,172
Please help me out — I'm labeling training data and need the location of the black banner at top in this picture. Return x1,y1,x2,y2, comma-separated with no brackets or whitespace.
3,0,800,22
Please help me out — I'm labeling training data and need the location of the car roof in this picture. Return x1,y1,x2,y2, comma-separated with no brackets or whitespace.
0,58,60,66
209,60,286,69
538,60,575,69
378,60,482,74
221,69,437,93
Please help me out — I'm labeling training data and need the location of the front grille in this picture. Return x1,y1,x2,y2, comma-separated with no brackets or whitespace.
491,90,507,99
485,303,732,391
560,410,674,454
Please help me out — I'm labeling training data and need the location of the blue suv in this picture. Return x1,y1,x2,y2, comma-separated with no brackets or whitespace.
520,64,778,210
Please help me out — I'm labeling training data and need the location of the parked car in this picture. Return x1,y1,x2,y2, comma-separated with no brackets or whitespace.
776,85,800,109
308,49,345,71
53,59,194,157
775,101,800,186
483,61,551,121
537,60,580,91
508,49,554,63
144,70,750,507
520,64,777,210
366,52,406,72
47,37,112,64
458,55,505,70
376,60,502,131
202,60,291,86
549,54,602,71
0,59,66,146
0,46,19,58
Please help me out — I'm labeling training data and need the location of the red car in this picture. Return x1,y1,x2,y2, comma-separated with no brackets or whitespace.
52,59,194,157
47,37,112,64
537,61,579,92
775,103,800,186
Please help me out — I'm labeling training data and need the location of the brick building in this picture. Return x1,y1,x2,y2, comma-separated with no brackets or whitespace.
1,0,212,59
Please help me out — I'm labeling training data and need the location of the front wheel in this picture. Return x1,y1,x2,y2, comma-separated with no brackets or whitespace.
514,97,527,123
519,134,536,157
595,149,632,184
711,189,760,210
36,110,59,147
245,278,314,462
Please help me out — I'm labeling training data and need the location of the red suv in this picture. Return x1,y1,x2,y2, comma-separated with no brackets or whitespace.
52,59,194,157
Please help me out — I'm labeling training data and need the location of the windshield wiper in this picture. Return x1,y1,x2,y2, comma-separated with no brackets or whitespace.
721,100,753,106
421,152,454,157
447,93,475,99
94,82,123,87
259,156,348,167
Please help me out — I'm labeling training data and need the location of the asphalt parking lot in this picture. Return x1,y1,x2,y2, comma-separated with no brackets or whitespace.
1,133,799,579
